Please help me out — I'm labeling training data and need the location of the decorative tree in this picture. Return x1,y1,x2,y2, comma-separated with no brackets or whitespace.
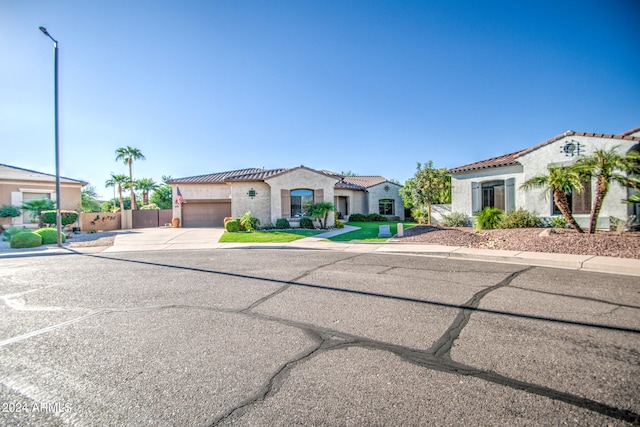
400,161,451,225
311,202,335,229
135,178,159,206
105,173,129,213
575,148,640,233
521,166,585,233
115,146,145,210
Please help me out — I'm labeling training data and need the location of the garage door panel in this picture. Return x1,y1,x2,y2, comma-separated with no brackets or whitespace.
182,202,231,227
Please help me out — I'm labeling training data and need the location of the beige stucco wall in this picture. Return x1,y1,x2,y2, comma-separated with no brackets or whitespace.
366,182,405,220
171,183,231,223
0,180,83,227
265,168,339,226
451,165,523,217
230,182,271,225
334,189,367,218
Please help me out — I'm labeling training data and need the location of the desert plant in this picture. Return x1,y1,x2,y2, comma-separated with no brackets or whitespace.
40,210,79,227
334,219,345,229
0,205,22,218
440,212,470,227
239,211,260,232
115,146,145,210
299,217,314,229
9,232,42,249
476,207,503,230
139,203,160,210
311,202,335,229
276,218,290,229
410,207,429,224
549,215,568,228
21,199,55,223
34,228,66,245
521,166,586,233
347,213,368,222
225,219,239,233
499,208,542,229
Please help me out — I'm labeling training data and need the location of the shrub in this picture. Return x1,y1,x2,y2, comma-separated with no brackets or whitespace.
299,217,314,229
261,223,275,230
440,212,470,227
40,210,79,227
34,228,66,244
476,207,503,230
550,215,569,229
86,229,98,234
240,211,260,232
225,219,239,233
499,208,542,229
347,213,367,222
410,207,429,224
276,218,290,229
2,227,28,241
334,219,345,229
140,203,159,210
9,232,42,249
0,205,22,218
366,213,387,222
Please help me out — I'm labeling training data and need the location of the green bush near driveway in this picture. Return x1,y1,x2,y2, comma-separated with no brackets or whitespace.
225,219,239,233
9,232,42,249
34,227,66,245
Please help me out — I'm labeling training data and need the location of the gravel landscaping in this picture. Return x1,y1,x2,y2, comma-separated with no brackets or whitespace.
392,226,640,259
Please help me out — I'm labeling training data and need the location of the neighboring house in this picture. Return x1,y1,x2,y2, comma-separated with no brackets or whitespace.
449,127,640,229
167,166,404,227
0,164,87,228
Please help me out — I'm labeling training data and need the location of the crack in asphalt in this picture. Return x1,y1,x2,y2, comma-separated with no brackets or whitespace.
508,285,640,310
2,253,639,424
428,267,535,359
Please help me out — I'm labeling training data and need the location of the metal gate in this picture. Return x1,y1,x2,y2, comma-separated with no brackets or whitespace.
132,209,173,229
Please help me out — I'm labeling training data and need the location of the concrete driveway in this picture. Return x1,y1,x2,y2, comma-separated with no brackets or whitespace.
102,227,227,252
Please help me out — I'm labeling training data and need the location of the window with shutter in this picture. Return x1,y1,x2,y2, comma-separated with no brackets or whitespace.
281,189,291,218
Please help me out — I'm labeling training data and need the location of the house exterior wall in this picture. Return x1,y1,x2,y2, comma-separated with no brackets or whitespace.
366,182,405,220
171,183,231,224
0,179,83,228
265,168,339,226
518,135,637,229
451,134,638,229
451,165,522,217
334,189,367,219
230,182,271,225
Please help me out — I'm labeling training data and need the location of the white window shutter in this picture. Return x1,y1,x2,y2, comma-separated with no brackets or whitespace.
505,178,515,213
471,182,480,214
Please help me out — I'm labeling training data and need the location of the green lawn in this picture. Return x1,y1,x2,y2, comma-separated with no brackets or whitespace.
218,229,324,243
328,222,415,242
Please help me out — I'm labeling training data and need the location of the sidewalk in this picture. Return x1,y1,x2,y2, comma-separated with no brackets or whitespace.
1,227,639,277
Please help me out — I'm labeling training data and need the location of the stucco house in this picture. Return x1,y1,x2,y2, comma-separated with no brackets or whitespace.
449,126,640,229
167,166,404,227
0,164,87,229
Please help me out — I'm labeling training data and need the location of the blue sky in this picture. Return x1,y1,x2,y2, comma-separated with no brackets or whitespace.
2,0,639,199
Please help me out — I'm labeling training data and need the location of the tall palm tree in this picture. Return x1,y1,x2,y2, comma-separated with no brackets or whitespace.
135,178,159,206
115,146,145,210
521,166,585,233
105,173,129,213
576,148,640,233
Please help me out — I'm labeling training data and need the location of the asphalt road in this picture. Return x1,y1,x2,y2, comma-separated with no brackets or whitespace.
0,249,639,426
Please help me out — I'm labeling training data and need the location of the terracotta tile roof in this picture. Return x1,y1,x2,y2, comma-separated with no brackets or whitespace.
341,176,388,188
223,168,288,181
449,127,640,174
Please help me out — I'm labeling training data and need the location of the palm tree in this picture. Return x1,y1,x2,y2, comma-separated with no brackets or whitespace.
105,173,129,213
576,148,640,233
135,178,159,206
311,202,336,229
115,146,145,210
521,166,585,233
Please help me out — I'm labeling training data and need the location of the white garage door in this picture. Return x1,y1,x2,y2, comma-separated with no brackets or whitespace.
182,202,231,227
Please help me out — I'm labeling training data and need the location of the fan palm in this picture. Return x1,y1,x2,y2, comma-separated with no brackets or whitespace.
115,146,145,210
135,178,159,206
576,148,640,233
105,173,129,213
521,166,585,233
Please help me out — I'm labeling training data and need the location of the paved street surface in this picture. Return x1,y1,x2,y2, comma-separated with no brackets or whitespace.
0,248,638,426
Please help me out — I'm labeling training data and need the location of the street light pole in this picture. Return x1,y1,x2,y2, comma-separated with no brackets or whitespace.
39,26,62,247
